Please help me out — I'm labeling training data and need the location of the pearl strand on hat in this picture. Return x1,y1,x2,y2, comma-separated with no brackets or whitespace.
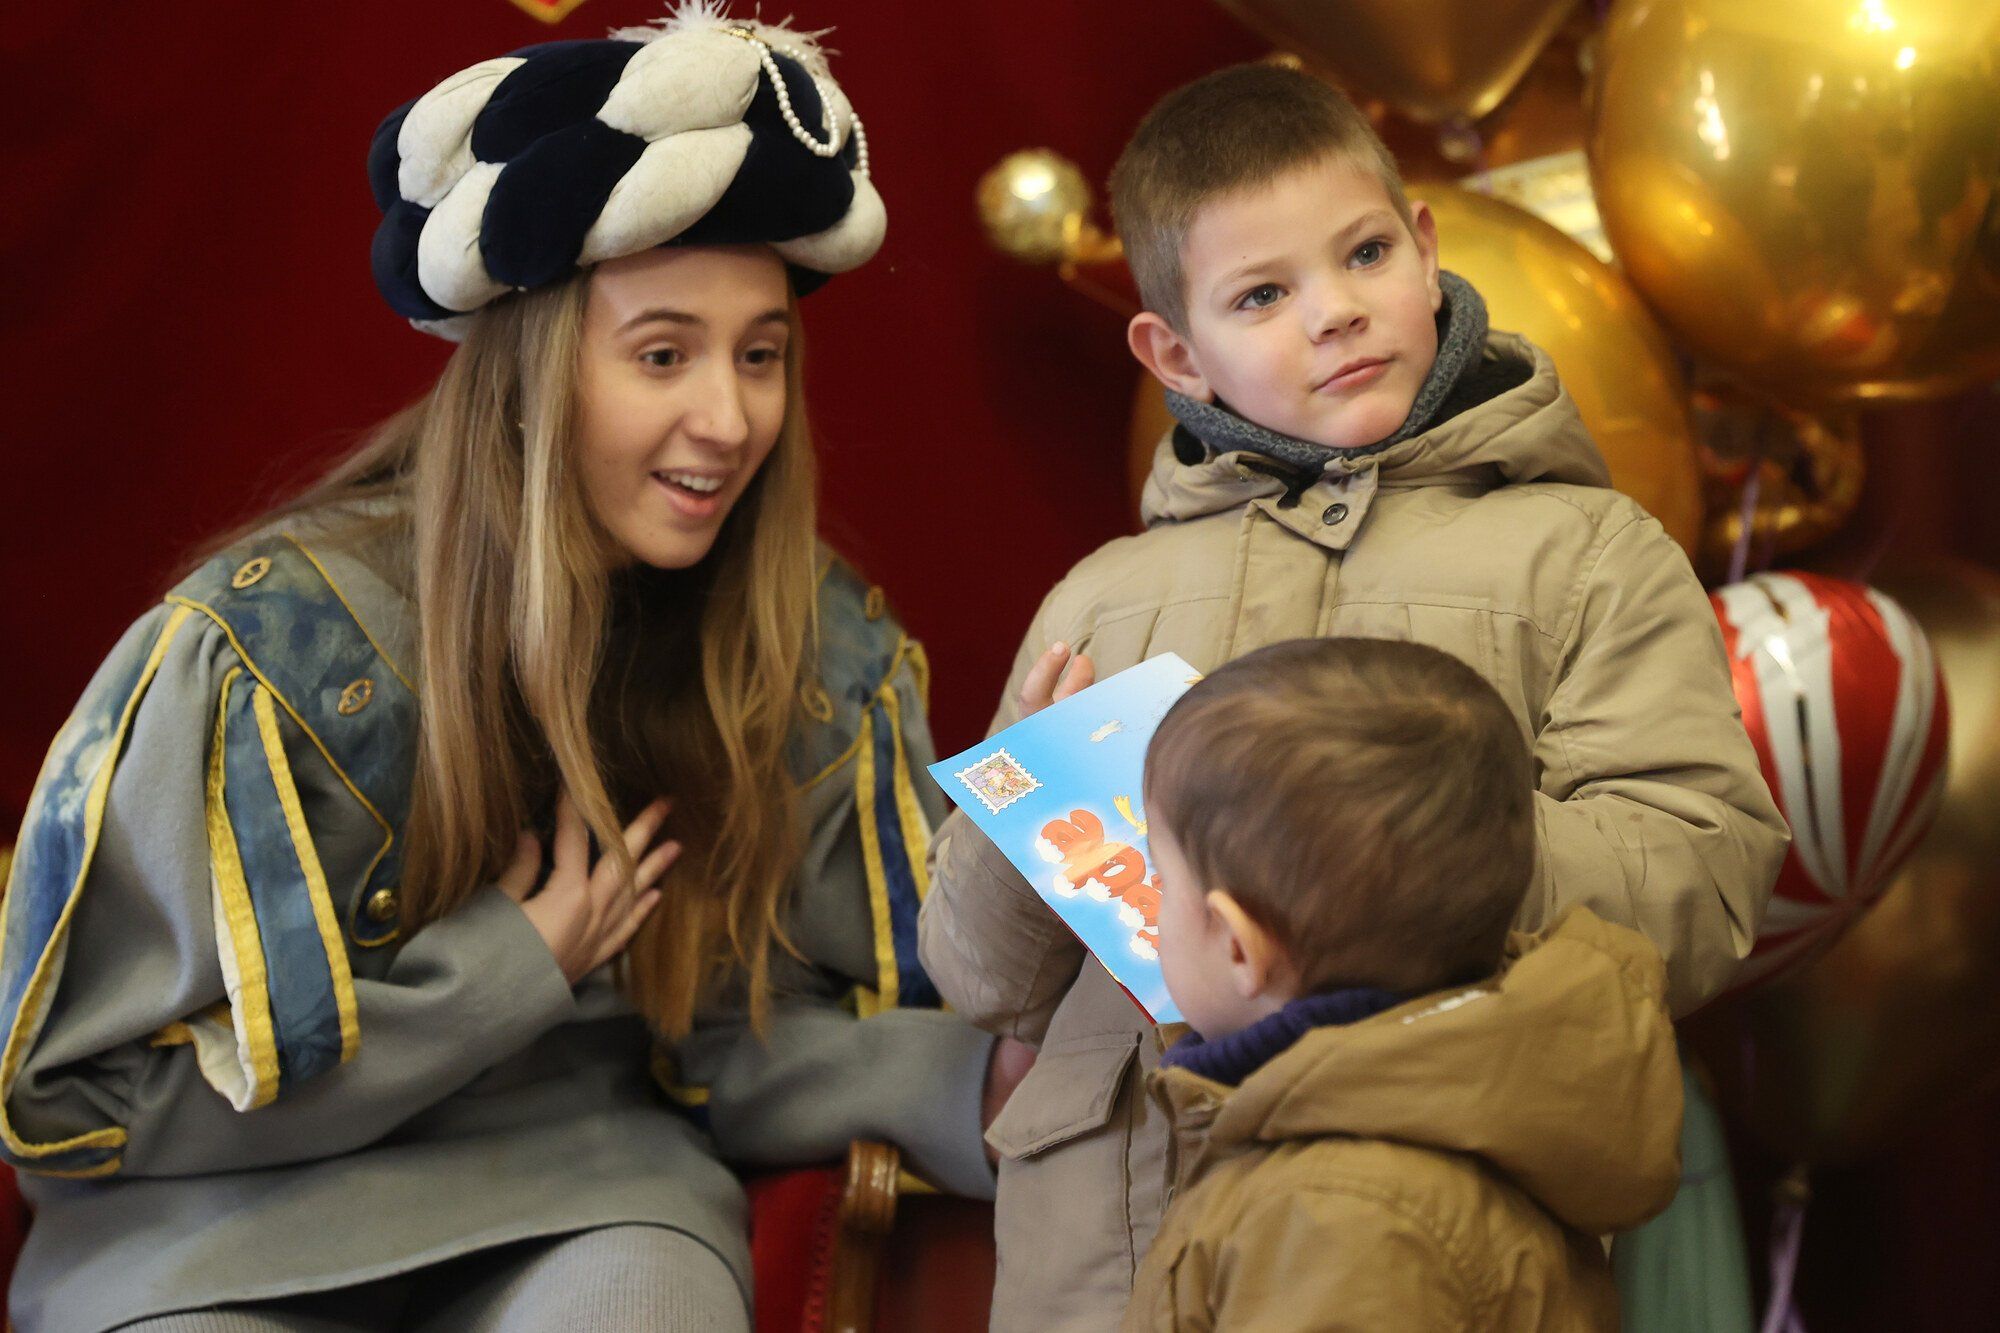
723,27,870,178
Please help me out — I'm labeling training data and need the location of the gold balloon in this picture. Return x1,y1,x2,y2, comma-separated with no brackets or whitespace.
1375,13,1595,180
1589,0,2000,403
976,150,1096,266
1127,188,1706,556
1695,389,1865,574
1211,0,1580,124
1690,561,2000,1163
1422,188,1706,553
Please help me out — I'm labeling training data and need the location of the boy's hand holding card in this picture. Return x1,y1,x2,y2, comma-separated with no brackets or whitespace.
930,652,1200,1025
1017,641,1096,716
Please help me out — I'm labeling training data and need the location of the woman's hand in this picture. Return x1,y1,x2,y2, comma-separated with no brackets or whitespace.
981,1036,1039,1165
498,793,677,985
1016,641,1095,719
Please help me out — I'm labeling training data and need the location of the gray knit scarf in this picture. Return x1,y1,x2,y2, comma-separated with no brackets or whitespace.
1162,271,1493,498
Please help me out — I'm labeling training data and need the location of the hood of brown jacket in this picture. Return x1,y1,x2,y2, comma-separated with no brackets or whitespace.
1157,909,1685,1236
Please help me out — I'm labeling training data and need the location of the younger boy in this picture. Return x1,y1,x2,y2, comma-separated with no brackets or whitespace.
1124,638,1683,1331
921,63,1784,1331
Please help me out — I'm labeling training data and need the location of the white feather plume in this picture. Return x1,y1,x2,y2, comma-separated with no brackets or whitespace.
613,2,837,78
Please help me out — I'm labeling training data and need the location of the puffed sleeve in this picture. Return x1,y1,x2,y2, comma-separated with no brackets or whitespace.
918,585,1089,1046
0,601,577,1179
667,574,998,1201
1526,511,1791,1015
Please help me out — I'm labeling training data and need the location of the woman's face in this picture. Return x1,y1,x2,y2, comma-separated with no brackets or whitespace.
574,245,792,571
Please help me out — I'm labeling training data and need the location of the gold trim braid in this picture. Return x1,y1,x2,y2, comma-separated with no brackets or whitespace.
251,686,362,1065
206,669,283,1110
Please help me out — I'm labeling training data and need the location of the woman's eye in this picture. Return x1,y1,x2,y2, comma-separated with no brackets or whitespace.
1352,240,1389,267
742,346,783,368
640,348,684,369
1238,284,1282,310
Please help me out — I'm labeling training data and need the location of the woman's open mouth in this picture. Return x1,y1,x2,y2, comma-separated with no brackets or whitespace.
651,469,730,519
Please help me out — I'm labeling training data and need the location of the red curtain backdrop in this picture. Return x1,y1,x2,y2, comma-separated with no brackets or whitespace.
0,0,1261,816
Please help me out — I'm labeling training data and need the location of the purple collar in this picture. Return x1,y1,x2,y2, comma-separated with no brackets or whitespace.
1160,988,1406,1086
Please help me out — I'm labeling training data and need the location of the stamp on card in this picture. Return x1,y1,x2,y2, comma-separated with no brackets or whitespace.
954,748,1042,814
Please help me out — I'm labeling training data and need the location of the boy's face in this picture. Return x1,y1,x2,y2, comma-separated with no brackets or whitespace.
1130,155,1443,452
1151,821,1275,1041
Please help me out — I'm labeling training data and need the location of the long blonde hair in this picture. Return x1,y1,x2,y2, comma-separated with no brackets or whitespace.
225,270,816,1038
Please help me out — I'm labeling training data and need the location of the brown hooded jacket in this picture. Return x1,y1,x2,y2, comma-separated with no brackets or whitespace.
1122,910,1684,1332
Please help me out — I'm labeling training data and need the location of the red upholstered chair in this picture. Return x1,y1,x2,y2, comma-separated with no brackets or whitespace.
869,1163,1000,1333
749,1142,998,1333
747,1160,854,1331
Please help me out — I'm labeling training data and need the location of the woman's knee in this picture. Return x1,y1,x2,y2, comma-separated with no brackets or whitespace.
416,1225,749,1333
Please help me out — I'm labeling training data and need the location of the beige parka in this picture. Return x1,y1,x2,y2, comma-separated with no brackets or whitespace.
919,333,1787,1331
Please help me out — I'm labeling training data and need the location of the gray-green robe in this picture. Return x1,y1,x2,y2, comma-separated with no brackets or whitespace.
0,521,993,1333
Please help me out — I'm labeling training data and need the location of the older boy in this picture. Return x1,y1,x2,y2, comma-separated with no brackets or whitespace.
1124,638,1683,1331
922,64,1785,1331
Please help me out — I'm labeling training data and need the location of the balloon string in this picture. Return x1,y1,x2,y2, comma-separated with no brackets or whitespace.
1759,1168,1811,1333
1754,500,1784,576
1445,117,1490,184
1729,453,1766,586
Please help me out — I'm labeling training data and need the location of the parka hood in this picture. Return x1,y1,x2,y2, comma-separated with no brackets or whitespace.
1158,909,1684,1236
1139,333,1613,530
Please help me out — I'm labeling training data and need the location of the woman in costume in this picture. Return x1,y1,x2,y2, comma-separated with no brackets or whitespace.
0,10,1007,1330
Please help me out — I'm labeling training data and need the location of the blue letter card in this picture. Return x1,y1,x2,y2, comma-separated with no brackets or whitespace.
928,652,1201,1024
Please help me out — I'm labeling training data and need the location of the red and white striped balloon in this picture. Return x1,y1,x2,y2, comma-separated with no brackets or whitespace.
1711,572,1950,993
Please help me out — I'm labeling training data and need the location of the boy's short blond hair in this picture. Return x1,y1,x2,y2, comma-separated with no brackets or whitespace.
1109,63,1413,333
1145,639,1534,996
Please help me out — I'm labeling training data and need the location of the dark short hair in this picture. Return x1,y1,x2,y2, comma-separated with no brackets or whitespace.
1109,63,1412,332
1144,638,1534,995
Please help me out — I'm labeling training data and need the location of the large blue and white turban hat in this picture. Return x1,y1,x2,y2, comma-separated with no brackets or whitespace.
368,3,881,339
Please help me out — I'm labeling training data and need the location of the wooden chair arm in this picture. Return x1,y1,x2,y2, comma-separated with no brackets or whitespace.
825,1141,901,1333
